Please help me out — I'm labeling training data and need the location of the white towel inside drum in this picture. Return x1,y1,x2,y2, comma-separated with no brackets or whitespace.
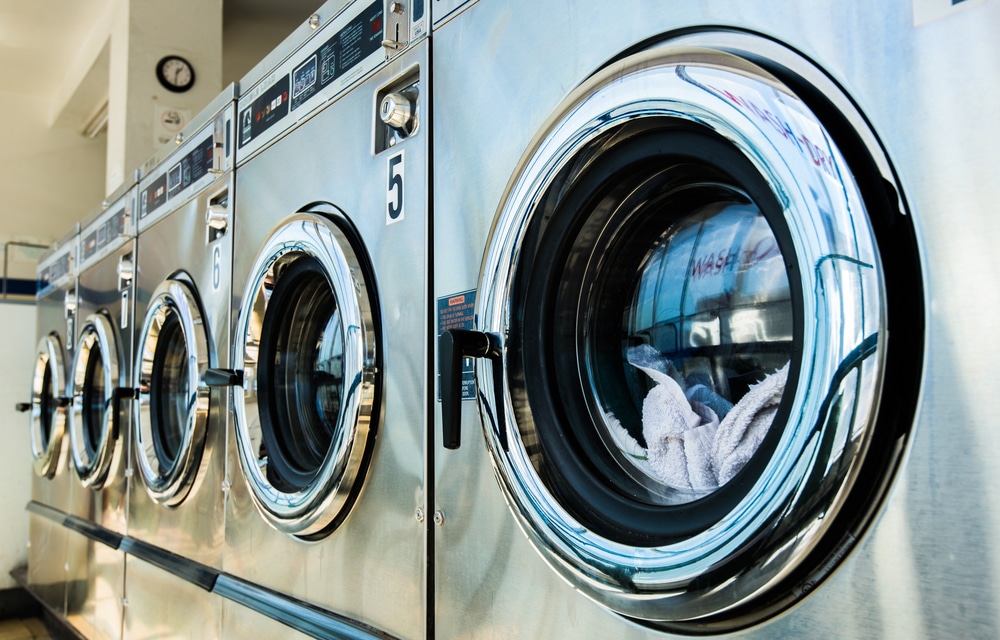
622,345,789,492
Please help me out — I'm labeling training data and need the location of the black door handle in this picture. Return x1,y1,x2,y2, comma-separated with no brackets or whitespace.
439,329,506,451
202,368,243,388
110,387,137,440
15,402,31,413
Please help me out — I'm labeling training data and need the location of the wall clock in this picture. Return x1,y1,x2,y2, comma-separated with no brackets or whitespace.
156,55,195,93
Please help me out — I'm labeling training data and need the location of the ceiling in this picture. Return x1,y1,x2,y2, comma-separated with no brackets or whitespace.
0,0,111,98
0,0,324,100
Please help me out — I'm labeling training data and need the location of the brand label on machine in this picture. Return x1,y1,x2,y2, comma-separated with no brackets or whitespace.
438,290,477,401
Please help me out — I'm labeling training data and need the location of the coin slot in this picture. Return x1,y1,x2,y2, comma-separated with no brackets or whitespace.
375,67,420,153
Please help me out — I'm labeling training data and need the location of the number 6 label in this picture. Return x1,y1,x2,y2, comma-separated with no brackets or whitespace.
387,151,404,225
212,244,222,290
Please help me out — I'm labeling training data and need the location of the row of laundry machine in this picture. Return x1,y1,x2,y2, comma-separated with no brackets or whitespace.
26,1,426,637
20,0,1000,638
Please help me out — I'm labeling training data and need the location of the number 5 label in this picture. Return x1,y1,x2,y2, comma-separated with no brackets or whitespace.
387,151,404,225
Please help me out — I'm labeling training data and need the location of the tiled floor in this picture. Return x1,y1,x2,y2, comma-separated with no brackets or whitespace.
0,618,51,640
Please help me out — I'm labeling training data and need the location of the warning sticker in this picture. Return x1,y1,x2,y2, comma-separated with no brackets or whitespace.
913,0,986,26
438,289,476,401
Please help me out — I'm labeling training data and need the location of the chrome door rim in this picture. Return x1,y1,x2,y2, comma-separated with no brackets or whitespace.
233,210,379,538
30,334,67,478
134,278,210,506
69,312,123,489
475,42,902,625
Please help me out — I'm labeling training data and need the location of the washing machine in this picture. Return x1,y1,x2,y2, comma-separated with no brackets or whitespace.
215,1,429,637
22,226,78,617
124,85,236,640
433,0,998,637
58,183,137,640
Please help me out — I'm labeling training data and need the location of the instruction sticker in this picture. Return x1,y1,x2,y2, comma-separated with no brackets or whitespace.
438,290,476,401
290,0,384,112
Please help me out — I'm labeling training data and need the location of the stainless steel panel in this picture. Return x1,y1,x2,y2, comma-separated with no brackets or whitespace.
225,41,428,640
129,173,232,567
122,555,222,640
59,189,135,640
125,87,235,639
430,0,472,27
28,232,77,612
27,512,68,616
432,0,1000,638
64,529,125,640
69,238,134,536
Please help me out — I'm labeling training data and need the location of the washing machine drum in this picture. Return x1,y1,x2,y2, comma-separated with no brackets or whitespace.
233,209,381,540
471,43,923,629
134,277,211,506
29,334,68,478
69,313,127,489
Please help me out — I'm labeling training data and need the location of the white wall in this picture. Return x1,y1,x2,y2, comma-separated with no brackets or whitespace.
0,302,38,589
0,90,106,247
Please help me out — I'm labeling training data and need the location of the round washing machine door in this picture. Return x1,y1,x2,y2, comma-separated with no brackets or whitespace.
29,334,69,478
233,207,380,540
464,41,923,630
69,313,128,489
134,277,210,506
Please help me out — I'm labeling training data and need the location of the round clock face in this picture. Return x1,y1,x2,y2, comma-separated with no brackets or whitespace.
156,56,195,93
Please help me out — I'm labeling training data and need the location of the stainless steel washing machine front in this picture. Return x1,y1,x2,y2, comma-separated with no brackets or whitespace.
220,1,428,637
62,184,137,640
433,0,996,638
24,227,78,618
125,86,236,640
68,184,136,531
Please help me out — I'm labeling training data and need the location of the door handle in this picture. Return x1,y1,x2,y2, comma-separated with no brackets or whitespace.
439,329,506,451
15,402,30,413
202,368,243,388
110,387,137,440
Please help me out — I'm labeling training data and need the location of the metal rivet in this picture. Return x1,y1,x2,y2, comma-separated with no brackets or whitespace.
221,480,232,493
308,14,320,29
433,510,445,526
415,508,425,523
390,2,405,14
175,133,184,145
